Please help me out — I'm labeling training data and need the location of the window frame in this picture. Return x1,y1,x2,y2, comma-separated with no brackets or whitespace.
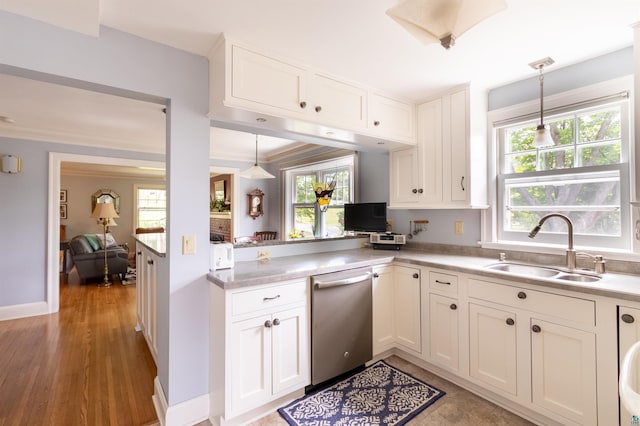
284,154,356,239
485,77,632,252
134,184,167,229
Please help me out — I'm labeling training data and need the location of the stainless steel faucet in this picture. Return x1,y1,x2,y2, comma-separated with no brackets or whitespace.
528,213,576,270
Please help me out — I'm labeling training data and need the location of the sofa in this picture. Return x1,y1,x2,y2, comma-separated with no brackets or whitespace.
68,234,129,283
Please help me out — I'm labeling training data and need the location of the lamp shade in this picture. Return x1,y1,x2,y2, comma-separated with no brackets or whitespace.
533,125,555,147
240,135,276,179
239,165,275,179
91,202,119,220
387,0,507,48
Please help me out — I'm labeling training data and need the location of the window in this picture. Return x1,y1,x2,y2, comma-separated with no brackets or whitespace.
286,155,354,239
135,185,166,229
496,99,630,250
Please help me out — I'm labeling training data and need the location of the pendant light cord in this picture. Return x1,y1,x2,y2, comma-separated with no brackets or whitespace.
254,135,259,166
538,65,544,126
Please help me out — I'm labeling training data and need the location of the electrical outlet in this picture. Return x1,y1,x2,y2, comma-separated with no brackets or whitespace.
257,250,270,260
454,221,464,235
182,235,196,255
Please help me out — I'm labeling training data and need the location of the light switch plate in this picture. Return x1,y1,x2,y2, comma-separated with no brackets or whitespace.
182,235,196,255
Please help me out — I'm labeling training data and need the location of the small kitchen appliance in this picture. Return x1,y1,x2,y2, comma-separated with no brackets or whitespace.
210,242,234,270
369,232,406,250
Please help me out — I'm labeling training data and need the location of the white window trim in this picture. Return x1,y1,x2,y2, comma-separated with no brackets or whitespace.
133,183,166,229
482,75,635,259
283,153,356,239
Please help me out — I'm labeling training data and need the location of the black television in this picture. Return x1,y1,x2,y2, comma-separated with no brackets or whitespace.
343,202,387,233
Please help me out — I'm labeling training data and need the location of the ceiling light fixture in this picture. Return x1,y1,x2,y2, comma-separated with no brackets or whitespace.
529,57,555,148
386,0,507,49
239,135,275,179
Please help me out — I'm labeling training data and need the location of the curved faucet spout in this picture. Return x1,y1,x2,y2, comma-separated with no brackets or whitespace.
528,213,576,269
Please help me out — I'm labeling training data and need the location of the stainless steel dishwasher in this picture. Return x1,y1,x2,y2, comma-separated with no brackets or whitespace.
310,266,372,386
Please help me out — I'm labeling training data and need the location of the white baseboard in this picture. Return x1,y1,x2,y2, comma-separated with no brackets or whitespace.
0,301,50,321
153,376,210,426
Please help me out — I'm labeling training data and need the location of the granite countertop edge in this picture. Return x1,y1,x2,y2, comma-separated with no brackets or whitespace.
207,248,640,302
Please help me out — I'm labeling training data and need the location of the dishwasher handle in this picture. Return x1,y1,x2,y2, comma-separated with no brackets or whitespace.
314,272,371,289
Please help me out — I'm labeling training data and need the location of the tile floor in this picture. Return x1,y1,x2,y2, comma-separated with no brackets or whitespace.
243,355,534,426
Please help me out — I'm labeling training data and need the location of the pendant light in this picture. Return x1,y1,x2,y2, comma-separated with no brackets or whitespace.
239,135,275,179
529,57,555,148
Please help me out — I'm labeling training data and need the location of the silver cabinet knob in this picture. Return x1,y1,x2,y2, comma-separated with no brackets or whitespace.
299,101,307,109
412,273,419,279
506,318,515,326
264,320,272,328
273,318,280,326
450,303,457,310
315,105,322,113
622,314,635,324
373,120,380,126
517,291,527,300
532,324,541,333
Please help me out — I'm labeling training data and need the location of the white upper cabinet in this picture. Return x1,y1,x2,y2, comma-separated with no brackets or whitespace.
369,93,415,144
389,85,487,209
308,73,367,130
209,35,415,148
231,44,307,115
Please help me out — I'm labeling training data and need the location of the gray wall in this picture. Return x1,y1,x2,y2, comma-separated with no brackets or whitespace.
0,11,209,407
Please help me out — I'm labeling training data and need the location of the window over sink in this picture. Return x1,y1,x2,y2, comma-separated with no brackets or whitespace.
494,91,630,250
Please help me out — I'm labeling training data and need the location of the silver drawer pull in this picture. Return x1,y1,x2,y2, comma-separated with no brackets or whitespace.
263,295,281,302
435,280,451,285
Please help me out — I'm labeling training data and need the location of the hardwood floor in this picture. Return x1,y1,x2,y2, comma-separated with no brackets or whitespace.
0,272,158,426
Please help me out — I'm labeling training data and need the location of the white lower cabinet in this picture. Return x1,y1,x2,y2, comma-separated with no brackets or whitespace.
372,264,421,356
229,305,307,415
429,293,459,371
468,302,517,395
372,265,395,355
394,265,422,353
211,278,309,423
468,278,597,426
135,242,158,362
530,318,597,424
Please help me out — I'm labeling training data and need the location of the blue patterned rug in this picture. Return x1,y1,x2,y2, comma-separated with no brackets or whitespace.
278,360,445,425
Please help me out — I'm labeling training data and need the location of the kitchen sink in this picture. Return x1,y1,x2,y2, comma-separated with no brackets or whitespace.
486,263,560,278
484,262,601,283
554,273,600,283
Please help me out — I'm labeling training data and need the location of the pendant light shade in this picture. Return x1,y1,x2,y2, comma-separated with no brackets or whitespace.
239,135,275,179
529,57,555,148
386,0,507,49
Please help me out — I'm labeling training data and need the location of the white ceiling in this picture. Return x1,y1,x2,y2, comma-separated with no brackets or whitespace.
1,0,639,173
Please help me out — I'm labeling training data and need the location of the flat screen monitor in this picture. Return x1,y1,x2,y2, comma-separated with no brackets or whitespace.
343,202,387,233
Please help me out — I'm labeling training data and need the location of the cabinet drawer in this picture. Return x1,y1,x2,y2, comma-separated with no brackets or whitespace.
231,280,307,317
468,279,595,326
429,271,458,294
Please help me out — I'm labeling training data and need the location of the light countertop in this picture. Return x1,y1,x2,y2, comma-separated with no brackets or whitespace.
208,248,640,302
133,232,166,257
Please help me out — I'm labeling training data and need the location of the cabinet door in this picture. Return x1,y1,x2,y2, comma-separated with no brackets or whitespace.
135,244,145,330
271,306,309,395
469,303,517,395
619,306,640,424
389,147,420,205
369,93,414,142
372,265,395,355
310,74,367,129
530,318,597,425
394,266,421,353
448,89,468,202
229,314,272,416
145,253,158,358
231,45,307,115
429,294,459,371
417,98,443,203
